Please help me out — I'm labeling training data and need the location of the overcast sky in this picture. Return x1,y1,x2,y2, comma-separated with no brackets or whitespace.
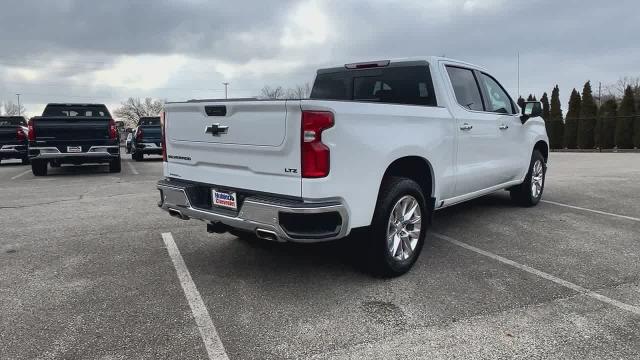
0,0,638,117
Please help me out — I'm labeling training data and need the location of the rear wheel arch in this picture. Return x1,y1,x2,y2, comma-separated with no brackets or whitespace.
376,156,435,215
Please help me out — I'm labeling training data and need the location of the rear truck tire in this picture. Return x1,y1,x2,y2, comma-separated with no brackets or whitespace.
31,160,48,176
366,176,429,277
109,156,122,173
132,151,143,161
21,156,30,165
510,150,546,207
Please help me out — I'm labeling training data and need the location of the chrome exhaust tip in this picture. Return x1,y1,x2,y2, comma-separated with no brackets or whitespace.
168,208,189,220
256,229,278,242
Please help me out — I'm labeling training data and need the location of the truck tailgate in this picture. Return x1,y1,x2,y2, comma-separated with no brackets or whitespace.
164,100,302,197
32,117,110,140
0,127,18,145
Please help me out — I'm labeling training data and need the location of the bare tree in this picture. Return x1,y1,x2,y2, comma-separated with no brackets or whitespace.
260,86,286,99
1,101,26,116
261,83,312,100
605,76,640,99
114,97,164,127
285,83,312,99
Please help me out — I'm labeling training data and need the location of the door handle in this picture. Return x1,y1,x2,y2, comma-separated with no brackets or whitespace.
459,123,473,131
499,124,509,130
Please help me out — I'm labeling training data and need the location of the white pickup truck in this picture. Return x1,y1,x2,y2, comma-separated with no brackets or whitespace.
157,57,548,276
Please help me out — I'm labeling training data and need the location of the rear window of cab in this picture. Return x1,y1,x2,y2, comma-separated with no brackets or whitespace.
310,65,437,107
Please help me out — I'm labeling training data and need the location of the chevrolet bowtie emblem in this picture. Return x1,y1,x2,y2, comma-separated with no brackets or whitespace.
205,123,229,136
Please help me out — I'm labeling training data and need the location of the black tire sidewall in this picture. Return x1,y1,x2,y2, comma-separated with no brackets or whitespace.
371,177,428,276
526,151,546,205
110,157,122,173
31,160,47,176
512,150,546,206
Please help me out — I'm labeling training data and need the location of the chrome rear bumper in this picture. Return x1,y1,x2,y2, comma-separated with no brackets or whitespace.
29,146,119,160
157,179,350,243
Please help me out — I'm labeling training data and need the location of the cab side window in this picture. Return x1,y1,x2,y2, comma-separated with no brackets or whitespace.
445,66,484,112
479,73,516,114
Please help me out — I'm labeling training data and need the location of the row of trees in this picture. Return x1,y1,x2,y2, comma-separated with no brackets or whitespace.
97,84,312,127
519,78,640,149
260,83,311,100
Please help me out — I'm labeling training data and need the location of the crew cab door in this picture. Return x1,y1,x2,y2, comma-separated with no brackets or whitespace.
444,65,505,196
476,71,526,182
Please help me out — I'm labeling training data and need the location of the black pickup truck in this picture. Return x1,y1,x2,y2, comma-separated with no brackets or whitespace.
131,116,162,161
28,103,121,176
0,116,29,165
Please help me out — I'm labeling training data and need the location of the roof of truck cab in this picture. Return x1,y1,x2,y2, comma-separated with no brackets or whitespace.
318,56,488,73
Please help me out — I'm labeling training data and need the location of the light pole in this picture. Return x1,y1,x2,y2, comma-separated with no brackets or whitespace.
16,93,21,116
222,82,229,99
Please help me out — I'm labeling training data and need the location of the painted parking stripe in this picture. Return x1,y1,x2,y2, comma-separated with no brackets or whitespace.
432,232,640,316
127,162,139,175
541,200,640,223
161,232,230,360
10,169,31,180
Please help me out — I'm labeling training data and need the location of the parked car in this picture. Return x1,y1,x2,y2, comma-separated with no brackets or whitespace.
131,117,162,161
0,116,29,165
125,133,133,154
28,103,121,176
156,57,549,276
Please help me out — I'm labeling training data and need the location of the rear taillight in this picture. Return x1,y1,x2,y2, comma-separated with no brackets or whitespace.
160,111,167,162
301,111,334,178
108,119,117,140
136,127,144,141
27,119,35,141
16,128,26,141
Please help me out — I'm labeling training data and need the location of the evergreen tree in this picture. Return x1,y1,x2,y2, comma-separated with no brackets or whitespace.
540,92,551,137
549,85,564,149
564,89,581,149
578,81,597,149
634,103,640,149
616,86,636,148
517,96,525,110
596,99,617,149
527,94,534,101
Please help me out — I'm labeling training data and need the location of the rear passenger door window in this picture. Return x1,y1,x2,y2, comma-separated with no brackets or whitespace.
445,66,484,111
479,73,515,114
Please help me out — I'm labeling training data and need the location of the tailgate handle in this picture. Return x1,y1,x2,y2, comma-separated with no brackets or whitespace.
204,106,227,116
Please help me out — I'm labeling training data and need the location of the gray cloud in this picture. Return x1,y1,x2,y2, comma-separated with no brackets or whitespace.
0,0,639,116
0,0,296,61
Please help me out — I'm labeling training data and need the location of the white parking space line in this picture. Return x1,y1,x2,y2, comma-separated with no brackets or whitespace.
541,200,640,223
10,169,31,180
161,233,230,360
432,232,640,316
127,162,139,175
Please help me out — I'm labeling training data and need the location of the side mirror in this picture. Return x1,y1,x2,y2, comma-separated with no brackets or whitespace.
521,101,542,123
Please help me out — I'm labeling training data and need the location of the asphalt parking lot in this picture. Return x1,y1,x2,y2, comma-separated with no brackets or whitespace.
1,152,639,359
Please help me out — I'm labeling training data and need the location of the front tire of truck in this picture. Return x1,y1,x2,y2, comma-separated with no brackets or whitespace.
31,160,48,176
367,177,428,277
109,156,122,173
510,150,546,207
132,152,143,161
